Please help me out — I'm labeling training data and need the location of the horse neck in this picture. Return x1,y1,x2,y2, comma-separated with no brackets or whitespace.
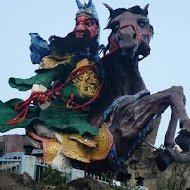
105,54,146,98
103,55,147,160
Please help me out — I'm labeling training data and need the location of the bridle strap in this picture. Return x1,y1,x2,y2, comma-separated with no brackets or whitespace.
119,23,152,46
108,23,152,61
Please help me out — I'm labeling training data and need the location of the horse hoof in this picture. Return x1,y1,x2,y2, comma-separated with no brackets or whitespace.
175,130,190,152
155,149,172,171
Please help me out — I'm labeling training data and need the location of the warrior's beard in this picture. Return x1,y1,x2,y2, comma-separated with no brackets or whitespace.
49,30,98,60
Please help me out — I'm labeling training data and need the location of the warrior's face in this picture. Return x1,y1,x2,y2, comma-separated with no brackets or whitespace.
74,15,99,39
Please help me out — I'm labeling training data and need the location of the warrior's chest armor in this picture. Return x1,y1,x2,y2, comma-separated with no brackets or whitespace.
39,55,100,99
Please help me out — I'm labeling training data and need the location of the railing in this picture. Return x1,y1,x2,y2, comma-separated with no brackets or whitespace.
35,162,71,183
85,172,111,185
85,172,130,189
0,154,71,183
0,154,148,189
0,154,22,175
85,172,148,189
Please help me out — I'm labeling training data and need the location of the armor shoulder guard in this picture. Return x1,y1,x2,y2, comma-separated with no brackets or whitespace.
38,54,72,70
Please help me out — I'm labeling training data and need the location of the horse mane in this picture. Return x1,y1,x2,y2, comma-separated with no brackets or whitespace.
109,6,148,20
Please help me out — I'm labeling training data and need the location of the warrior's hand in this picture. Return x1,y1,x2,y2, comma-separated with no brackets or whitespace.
7,91,50,125
31,84,50,108
32,91,49,105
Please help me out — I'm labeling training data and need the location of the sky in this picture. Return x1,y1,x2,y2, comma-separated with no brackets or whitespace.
0,0,190,146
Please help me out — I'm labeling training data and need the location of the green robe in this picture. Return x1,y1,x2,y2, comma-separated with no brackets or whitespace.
0,56,99,136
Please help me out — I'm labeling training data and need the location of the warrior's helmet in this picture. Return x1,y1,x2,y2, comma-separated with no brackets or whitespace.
76,0,99,22
75,0,100,41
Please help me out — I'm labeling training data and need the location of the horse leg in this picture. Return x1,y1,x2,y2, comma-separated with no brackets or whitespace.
155,106,178,171
143,86,189,131
169,87,190,152
113,87,181,138
169,86,189,128
164,106,178,149
163,106,190,162
111,87,190,170
154,85,190,152
111,86,189,153
163,106,190,165
156,105,190,171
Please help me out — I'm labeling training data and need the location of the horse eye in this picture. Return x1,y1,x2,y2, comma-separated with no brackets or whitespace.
112,24,120,33
138,21,146,28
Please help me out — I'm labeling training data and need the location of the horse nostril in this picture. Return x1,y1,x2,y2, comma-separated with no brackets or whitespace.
133,33,137,39
118,36,121,41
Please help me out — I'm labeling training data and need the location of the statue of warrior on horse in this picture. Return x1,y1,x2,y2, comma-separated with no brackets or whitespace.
0,0,190,175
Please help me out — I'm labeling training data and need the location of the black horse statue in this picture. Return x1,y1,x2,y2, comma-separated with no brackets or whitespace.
86,3,190,173
1,4,190,175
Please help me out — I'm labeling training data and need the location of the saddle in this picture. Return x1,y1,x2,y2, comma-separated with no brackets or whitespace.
61,123,113,163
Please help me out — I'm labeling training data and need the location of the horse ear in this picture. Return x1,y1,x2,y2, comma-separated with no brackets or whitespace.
143,4,149,16
103,3,113,17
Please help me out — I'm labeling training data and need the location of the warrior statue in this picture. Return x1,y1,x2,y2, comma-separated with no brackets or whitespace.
1,0,190,176
0,0,109,171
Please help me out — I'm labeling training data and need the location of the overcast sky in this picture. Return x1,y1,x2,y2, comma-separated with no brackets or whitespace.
0,0,190,146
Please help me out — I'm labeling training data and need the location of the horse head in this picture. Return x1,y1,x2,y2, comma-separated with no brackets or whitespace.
104,4,154,60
